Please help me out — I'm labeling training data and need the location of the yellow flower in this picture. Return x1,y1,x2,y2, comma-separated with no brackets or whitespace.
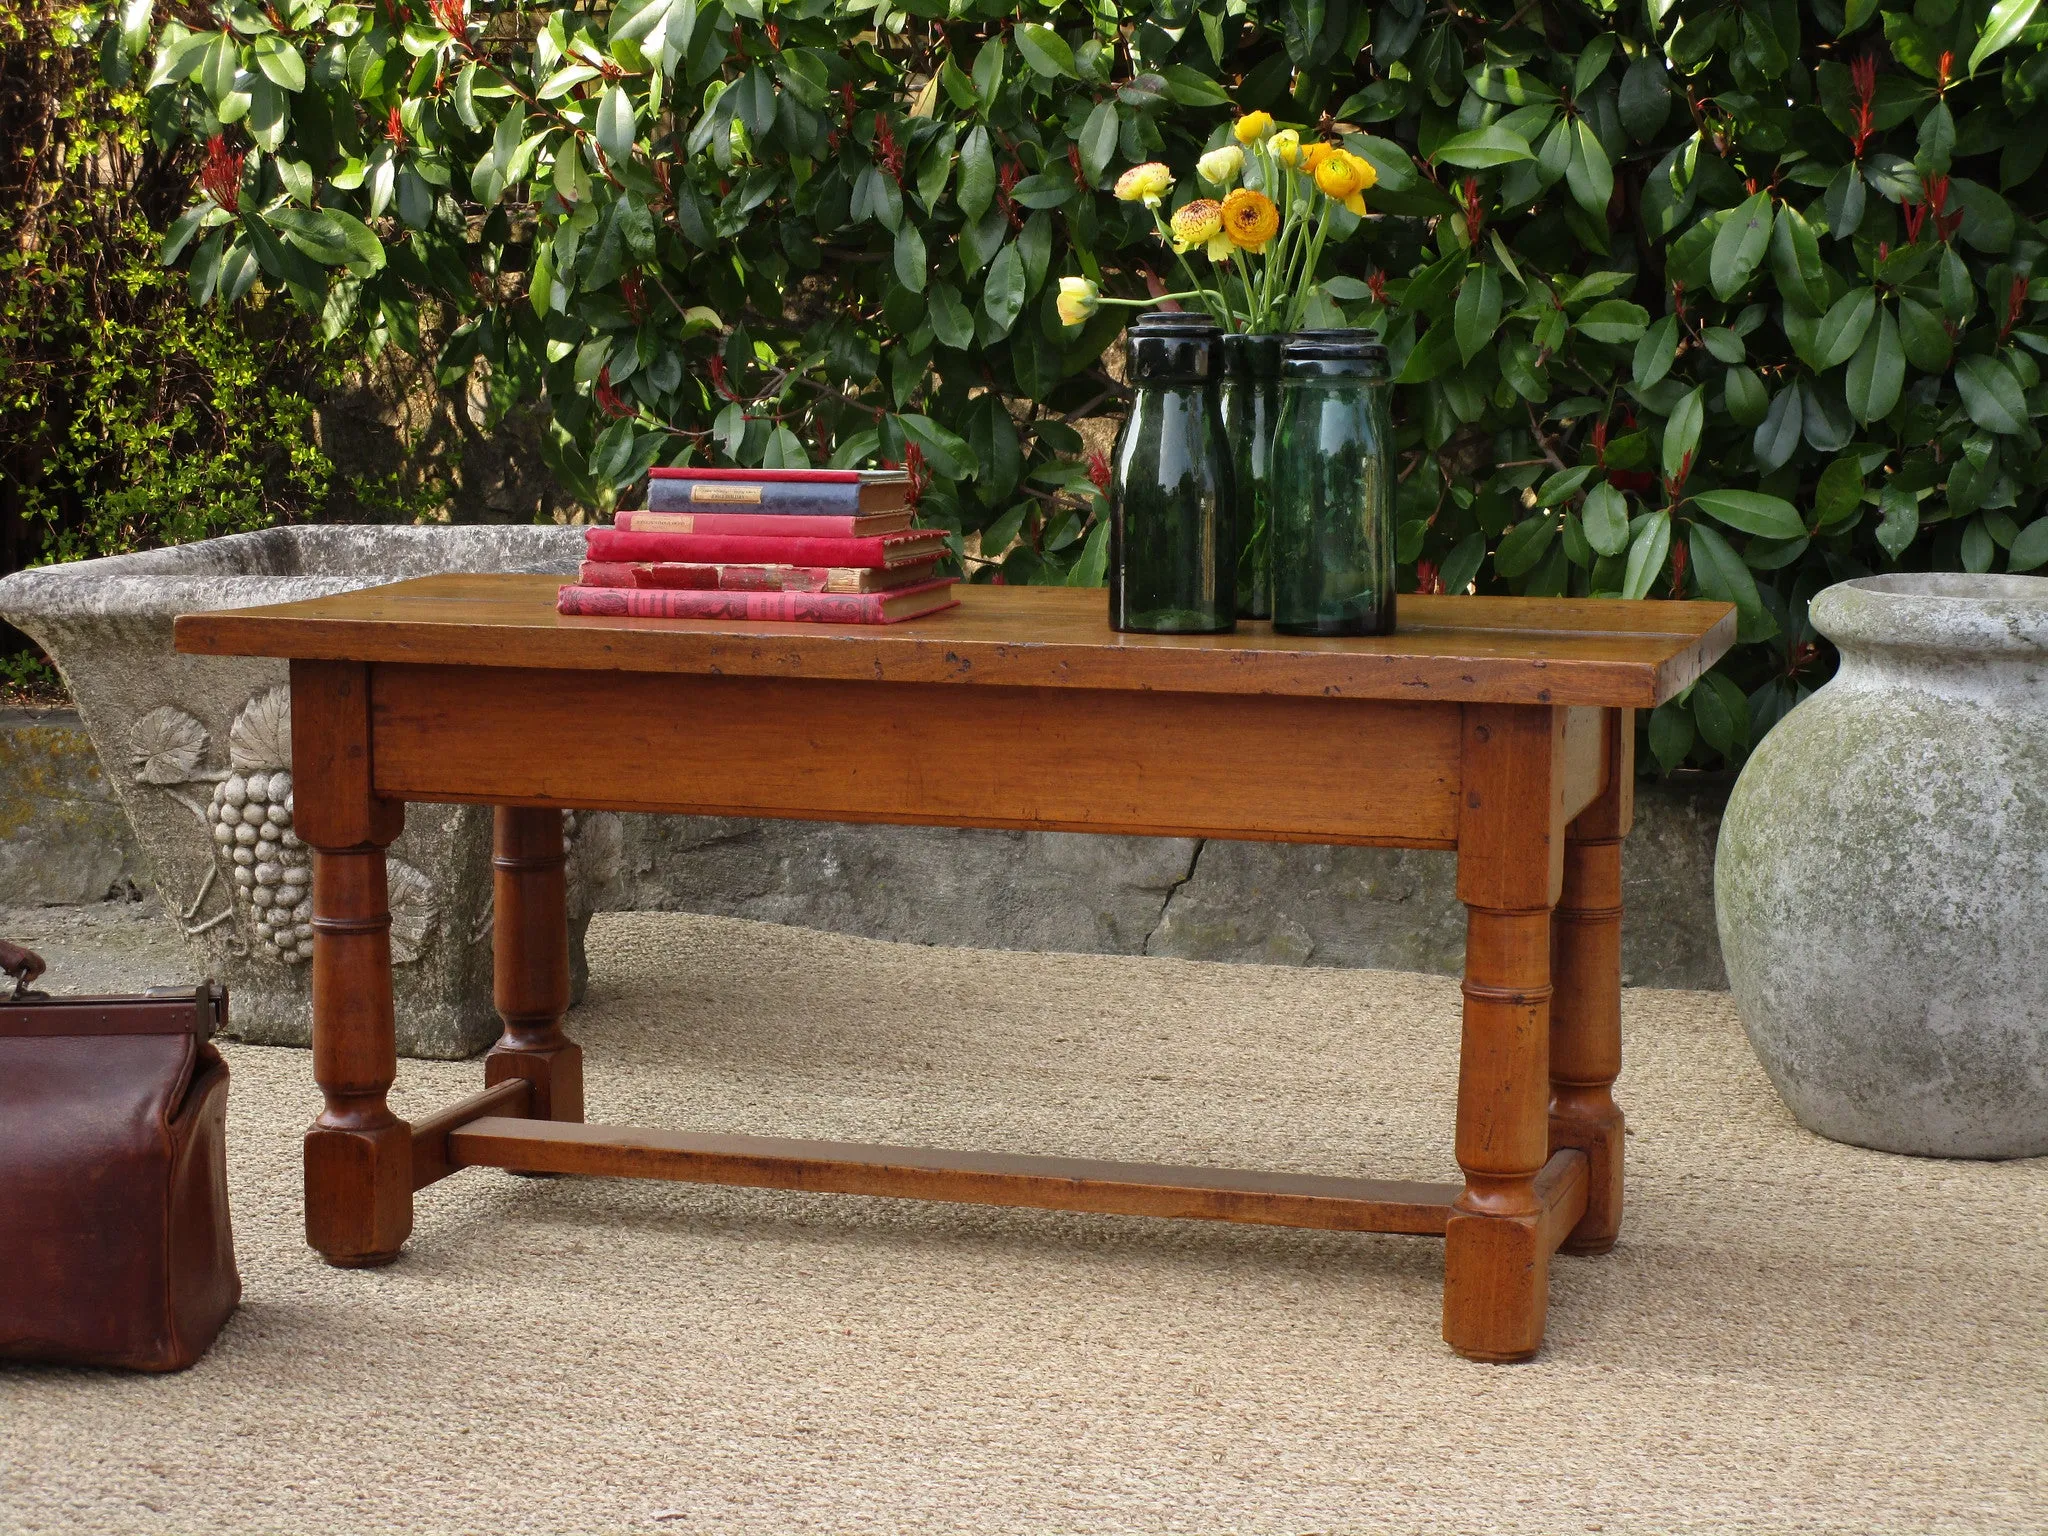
1205,233,1236,263
1196,145,1245,189
1056,276,1100,326
1314,149,1377,215
1269,128,1301,167
1220,187,1279,253
1169,198,1224,253
1113,161,1174,208
1299,141,1336,175
1233,111,1274,144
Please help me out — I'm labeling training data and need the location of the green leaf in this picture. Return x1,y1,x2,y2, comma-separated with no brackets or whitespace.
1692,671,1748,758
253,32,304,90
1770,202,1829,314
894,412,979,478
1692,489,1807,539
1494,514,1557,578
1663,388,1704,481
1876,484,1920,556
927,282,973,350
1619,54,1671,141
1724,365,1768,426
1622,512,1671,599
1431,125,1535,168
1815,288,1877,369
159,203,209,265
1014,23,1073,78
1954,354,2029,435
893,222,926,292
1566,118,1613,217
1710,190,1773,301
1815,457,1865,525
957,126,994,221
1582,482,1630,557
982,242,1026,334
1753,385,1804,471
1844,305,1904,423
1078,101,1117,186
1454,266,1502,364
1962,516,1996,572
596,83,635,166
2009,516,2048,571
1648,698,1695,773
1969,0,2041,74
1689,523,1777,642
1575,300,1648,343
1159,63,1230,106
1895,296,1953,372
1631,314,1679,387
1438,532,1486,595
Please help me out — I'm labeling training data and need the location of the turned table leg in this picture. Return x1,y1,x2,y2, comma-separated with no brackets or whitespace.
485,806,582,1122
1550,708,1632,1254
294,661,412,1267
1443,705,1568,1362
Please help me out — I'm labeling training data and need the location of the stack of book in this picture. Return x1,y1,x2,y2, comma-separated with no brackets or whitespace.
555,466,958,624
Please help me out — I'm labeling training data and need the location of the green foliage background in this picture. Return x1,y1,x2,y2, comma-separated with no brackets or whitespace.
50,0,2048,764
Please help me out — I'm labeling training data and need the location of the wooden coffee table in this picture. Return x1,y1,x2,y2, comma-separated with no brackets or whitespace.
177,576,1732,1361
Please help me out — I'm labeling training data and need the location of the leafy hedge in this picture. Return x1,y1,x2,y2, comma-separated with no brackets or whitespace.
80,0,2048,768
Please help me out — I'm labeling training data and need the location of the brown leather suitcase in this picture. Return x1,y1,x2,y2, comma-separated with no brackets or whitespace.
0,982,240,1371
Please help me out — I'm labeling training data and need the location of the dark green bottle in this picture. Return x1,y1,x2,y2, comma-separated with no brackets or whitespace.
1109,312,1236,634
1270,329,1396,636
1221,332,1283,621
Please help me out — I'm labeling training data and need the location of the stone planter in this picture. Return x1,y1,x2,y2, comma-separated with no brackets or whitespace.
1716,573,2048,1158
0,525,612,1057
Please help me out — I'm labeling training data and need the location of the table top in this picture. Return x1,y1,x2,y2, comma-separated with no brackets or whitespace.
174,574,1735,708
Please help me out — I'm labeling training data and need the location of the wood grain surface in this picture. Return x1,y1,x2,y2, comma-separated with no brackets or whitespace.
369,664,1466,846
446,1118,1464,1235
177,575,1735,709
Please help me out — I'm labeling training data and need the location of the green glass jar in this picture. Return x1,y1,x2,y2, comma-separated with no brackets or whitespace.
1109,312,1236,634
1270,329,1395,636
1220,332,1283,620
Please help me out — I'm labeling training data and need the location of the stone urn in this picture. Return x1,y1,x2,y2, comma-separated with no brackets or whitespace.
1716,573,2048,1158
0,525,622,1057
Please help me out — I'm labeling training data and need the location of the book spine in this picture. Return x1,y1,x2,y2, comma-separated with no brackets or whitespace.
557,584,896,623
576,561,723,589
621,508,877,536
641,483,863,516
586,528,923,568
646,466,864,484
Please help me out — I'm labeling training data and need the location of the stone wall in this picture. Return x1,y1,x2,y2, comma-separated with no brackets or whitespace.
3,708,1730,989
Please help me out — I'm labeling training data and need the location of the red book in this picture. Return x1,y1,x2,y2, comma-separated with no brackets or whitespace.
613,508,913,537
579,560,939,594
648,467,909,485
586,527,947,570
556,578,958,625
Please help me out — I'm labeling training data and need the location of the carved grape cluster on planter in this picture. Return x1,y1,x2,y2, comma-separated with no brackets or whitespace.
127,686,438,966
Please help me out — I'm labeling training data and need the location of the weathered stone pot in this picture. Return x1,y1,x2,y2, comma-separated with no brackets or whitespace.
1716,573,2048,1158
0,526,616,1057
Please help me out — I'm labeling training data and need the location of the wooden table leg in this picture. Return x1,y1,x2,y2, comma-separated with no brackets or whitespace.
1443,704,1567,1362
294,661,412,1267
485,806,582,1122
1550,708,1632,1254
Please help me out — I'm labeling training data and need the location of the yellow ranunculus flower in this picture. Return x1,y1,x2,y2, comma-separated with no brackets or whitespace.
1205,233,1235,263
1219,187,1279,253
1056,276,1100,326
1299,141,1336,175
1314,149,1376,215
1196,145,1245,189
1169,198,1224,253
1233,110,1274,144
1113,162,1174,208
1269,128,1301,166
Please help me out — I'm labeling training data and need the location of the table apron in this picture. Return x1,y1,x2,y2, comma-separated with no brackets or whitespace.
366,663,1466,847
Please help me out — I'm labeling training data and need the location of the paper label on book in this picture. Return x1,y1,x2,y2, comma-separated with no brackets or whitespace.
688,484,764,505
628,512,699,530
